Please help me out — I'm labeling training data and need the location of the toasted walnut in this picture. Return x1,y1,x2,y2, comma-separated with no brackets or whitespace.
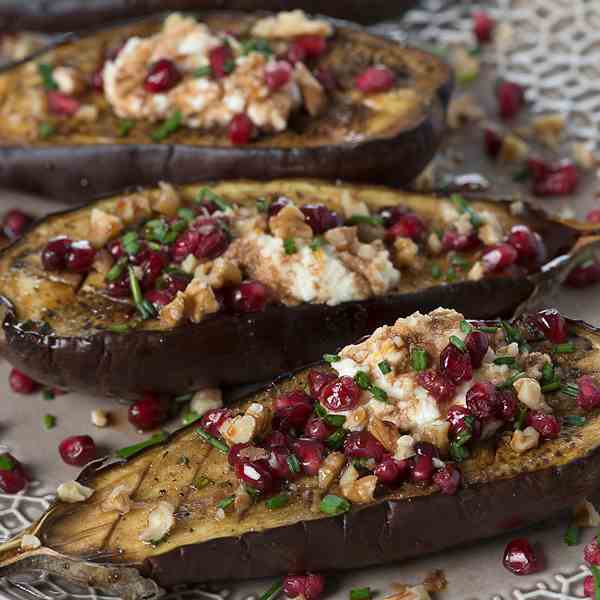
234,485,252,518
427,232,442,255
318,452,345,490
208,257,242,288
510,426,540,454
324,226,357,251
339,463,359,487
245,402,272,437
532,113,565,149
294,62,326,117
154,182,180,216
91,409,109,428
499,135,529,162
414,420,450,455
57,480,94,503
454,212,473,236
467,261,484,281
251,10,332,38
385,585,432,600
447,94,484,129
220,415,257,445
159,291,186,327
394,435,416,460
115,194,152,224
497,342,519,358
238,446,269,461
340,190,369,219
510,200,525,216
341,475,377,504
513,377,550,412
368,417,399,452
394,238,420,270
139,501,175,544
191,388,222,417
183,280,220,323
91,249,113,275
268,204,313,240
344,407,368,432
53,66,86,96
89,208,123,248
478,213,504,245
181,254,199,274
74,104,99,122
572,142,597,170
20,534,41,551
101,484,132,514
574,499,600,528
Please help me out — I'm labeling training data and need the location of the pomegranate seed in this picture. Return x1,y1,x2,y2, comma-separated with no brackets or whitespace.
194,229,229,260
497,81,524,119
482,243,518,273
263,430,288,448
65,241,96,272
585,539,600,566
47,90,80,116
374,456,410,484
533,162,579,197
473,11,495,44
508,225,538,260
411,454,434,485
42,237,72,270
313,67,338,92
503,538,542,575
274,390,314,431
58,435,97,467
484,128,503,159
268,445,298,480
534,308,567,343
91,66,104,91
587,209,600,224
343,431,385,462
440,344,473,384
385,214,426,242
303,417,334,441
379,206,408,227
144,58,181,93
229,281,270,313
465,330,489,369
308,369,337,401
320,376,361,412
526,412,560,439
2,209,32,240
291,438,324,476
414,441,440,459
107,239,124,260
9,368,38,394
106,274,131,298
268,197,290,217
172,230,201,262
0,454,27,494
441,229,481,252
565,261,600,288
128,393,167,431
283,573,326,600
141,251,168,289
356,66,395,94
446,406,476,436
228,443,251,466
433,463,461,495
497,389,517,421
265,60,292,91
200,408,233,437
292,35,327,61
466,381,498,420
577,375,600,410
300,204,341,234
583,575,594,598
209,45,234,79
417,370,457,403
235,460,275,492
145,288,174,309
229,113,254,145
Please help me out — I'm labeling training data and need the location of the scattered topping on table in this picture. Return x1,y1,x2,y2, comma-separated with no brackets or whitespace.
128,392,167,431
56,480,94,503
502,538,543,575
91,409,109,428
473,11,495,45
9,368,39,394
496,81,525,119
20,534,41,551
283,573,325,600
2,209,33,241
58,435,97,467
0,453,28,494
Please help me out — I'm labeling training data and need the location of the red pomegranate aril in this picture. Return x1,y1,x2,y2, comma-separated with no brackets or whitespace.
91,66,104,92
230,280,270,313
308,369,337,401
503,538,542,575
446,405,475,436
473,11,495,44
411,454,434,485
320,376,361,412
433,464,461,495
42,237,72,270
268,445,298,480
440,343,473,384
265,60,292,91
374,456,410,484
65,241,96,273
47,90,80,116
107,239,124,260
144,58,181,93
414,441,440,459
577,375,600,410
228,443,251,467
107,274,131,298
584,539,600,566
565,261,600,288
194,229,229,260
385,214,426,242
441,229,481,252
356,66,395,94
229,113,254,145
303,417,334,441
482,243,518,273
128,393,167,431
497,81,524,119
380,205,408,227
58,435,97,467
283,573,326,600
0,454,27,494
142,251,168,289
294,35,327,59
466,381,497,420
343,431,385,462
209,45,234,79
587,209,600,224
3,209,32,240
263,430,288,448
145,288,174,308
301,204,341,234
484,128,503,159
583,575,594,598
313,67,338,92
274,390,314,431
417,370,456,403
172,230,201,262
268,196,291,217
534,308,567,343
235,460,275,492
291,438,324,476
508,225,538,260
533,162,579,197
497,389,518,421
9,368,38,394
526,412,560,439
465,330,489,369
200,408,233,437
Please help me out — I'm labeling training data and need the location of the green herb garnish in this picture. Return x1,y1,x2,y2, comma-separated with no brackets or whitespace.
181,411,200,425
479,326,499,333
497,371,527,390
460,320,473,334
350,588,372,600
541,381,561,393
431,263,442,279
562,383,580,399
266,493,289,510
314,403,327,418
449,335,466,352
117,119,135,137
347,214,384,227
564,522,581,546
194,65,212,78
514,405,529,431
196,427,229,454
354,371,371,390
324,414,346,428
151,110,182,142
590,565,600,599
287,454,301,474
446,267,457,283
116,432,168,459
371,386,388,402
451,193,483,227
0,455,14,471
501,320,522,344
449,428,471,462
309,236,325,251
256,198,269,212
42,389,55,401
542,362,555,384
107,323,130,333
177,207,195,222
283,238,297,255
42,414,56,431
553,342,576,354
320,494,351,515
323,354,340,364
410,347,428,372
494,356,516,366
122,231,140,255
450,254,471,269
326,429,347,450
241,38,273,56
37,63,58,90
564,415,586,426
195,187,231,212
378,360,391,375
258,580,283,600
217,495,235,510
106,258,126,282
194,476,213,489
38,122,56,139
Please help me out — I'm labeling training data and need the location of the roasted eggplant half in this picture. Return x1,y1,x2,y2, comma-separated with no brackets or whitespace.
1,308,600,597
0,11,450,202
0,1,419,32
0,179,595,398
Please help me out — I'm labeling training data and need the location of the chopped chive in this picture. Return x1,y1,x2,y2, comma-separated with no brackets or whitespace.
542,362,555,384
194,476,213,489
497,371,526,390
541,381,561,393
460,320,473,334
347,214,384,227
283,238,297,255
590,565,600,599
266,493,289,510
501,320,522,344
449,335,466,352
121,231,140,255
564,522,581,546
241,38,273,56
196,427,229,454
245,485,261,498
0,455,14,471
42,389,55,401
314,403,327,418
553,342,576,354
128,266,143,304
194,65,212,78
323,354,340,364
378,360,391,375
564,415,586,426
513,405,529,431
350,588,372,600
177,207,195,222
107,323,130,333
479,326,499,333
195,187,231,212
287,454,301,474
324,414,346,428
449,440,470,462
37,63,58,90
562,383,580,399
354,371,371,390
309,236,325,251
410,347,429,372
258,580,283,600
370,385,388,403
151,110,182,142
446,267,457,283
256,198,269,213
431,263,442,279
326,429,347,450
181,411,200,425
217,495,235,510
222,60,235,74
320,494,351,515
494,356,516,366
116,432,169,459
450,193,483,227
42,414,56,430
38,121,56,139
117,119,135,137
450,254,471,269
106,258,126,282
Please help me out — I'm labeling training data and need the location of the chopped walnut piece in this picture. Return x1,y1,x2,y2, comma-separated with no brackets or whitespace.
447,94,484,129
478,212,504,245
467,261,484,281
57,480,94,503
427,232,442,255
181,254,199,274
294,62,326,116
91,249,113,275
519,352,551,380
154,182,180,216
368,417,399,452
574,499,600,528
324,226,357,251
245,402,272,437
510,426,540,454
91,409,109,428
572,142,597,170
318,452,345,490
344,407,368,432
238,446,269,461
341,474,377,503
53,66,86,96
499,135,529,163
532,113,565,149
139,501,175,544
510,200,525,216
395,435,416,460
385,585,432,600
234,485,252,518
115,194,152,224
207,257,242,288
220,414,257,445
89,208,123,248
414,420,450,455
394,238,421,270
513,377,550,412
74,104,99,122
268,204,313,240
159,291,186,327
20,534,41,551
340,190,369,219
339,463,359,488
251,10,332,38
183,280,220,323
101,484,132,514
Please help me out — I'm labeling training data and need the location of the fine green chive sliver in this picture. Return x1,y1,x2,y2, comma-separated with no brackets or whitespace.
287,454,301,473
564,415,586,426
0,455,14,471
347,214,384,227
350,588,372,600
354,371,371,390
410,347,428,372
43,414,56,430
283,238,297,255
116,432,168,459
449,335,466,352
258,580,283,600
39,122,56,139
320,494,351,515
554,342,576,354
37,63,58,90
591,565,600,599
151,110,182,142
460,320,473,334
564,522,581,546
323,354,340,363
378,360,391,375
217,495,235,510
266,493,289,510
196,427,229,454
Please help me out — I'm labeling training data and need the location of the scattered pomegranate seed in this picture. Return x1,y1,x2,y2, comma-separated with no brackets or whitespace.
355,66,395,94
106,274,131,298
583,575,594,598
308,369,337,401
497,389,518,421
503,538,542,575
235,460,275,492
433,463,461,495
2,209,33,240
441,229,481,252
229,280,270,313
209,45,235,79
320,376,361,412
313,67,338,92
145,289,175,309
417,370,457,403
172,230,201,262
577,375,600,410
128,393,167,431
414,441,440,459
283,573,326,600
466,381,498,420
526,412,560,439
200,407,233,437
228,442,251,467
291,438,324,476
508,225,538,260
65,241,96,273
42,237,72,270
58,435,97,467
265,60,292,91
229,113,254,145
194,228,229,260
484,128,503,159
584,539,600,566
440,343,473,384
532,161,579,197
465,330,489,369
343,431,385,462
141,251,169,290
9,368,38,394
300,204,341,234
107,239,124,260
587,209,600,224
446,406,476,436
385,213,426,242
263,430,288,448
473,11,495,44
374,456,410,484
482,243,518,273
497,81,524,119
274,390,314,431
303,417,334,441
565,261,600,288
534,309,567,343
144,58,182,93
268,445,299,480
47,90,81,116
411,454,434,485
268,197,291,217
292,35,327,61
0,454,27,494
